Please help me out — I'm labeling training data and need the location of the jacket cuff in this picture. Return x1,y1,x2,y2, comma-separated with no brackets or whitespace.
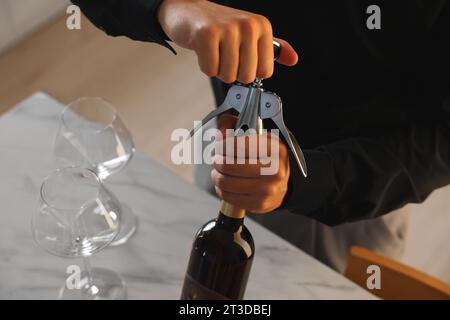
73,0,177,54
145,0,177,54
280,149,337,219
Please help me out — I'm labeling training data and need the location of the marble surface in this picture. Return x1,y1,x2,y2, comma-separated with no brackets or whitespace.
0,92,375,299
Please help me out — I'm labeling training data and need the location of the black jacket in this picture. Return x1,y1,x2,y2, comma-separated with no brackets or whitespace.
72,0,450,226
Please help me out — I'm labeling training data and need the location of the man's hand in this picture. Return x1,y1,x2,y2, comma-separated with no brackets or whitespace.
211,115,290,213
157,0,298,84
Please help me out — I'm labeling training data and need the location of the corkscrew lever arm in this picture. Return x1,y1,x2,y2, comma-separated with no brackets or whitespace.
273,114,308,178
190,85,250,137
189,103,233,137
259,92,308,177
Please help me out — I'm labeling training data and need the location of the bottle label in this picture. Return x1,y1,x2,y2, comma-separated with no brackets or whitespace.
180,273,230,300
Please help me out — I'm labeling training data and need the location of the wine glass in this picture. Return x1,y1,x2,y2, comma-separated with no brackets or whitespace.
32,167,126,299
54,97,137,246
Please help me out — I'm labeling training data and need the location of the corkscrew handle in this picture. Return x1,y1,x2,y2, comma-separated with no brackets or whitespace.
273,40,281,61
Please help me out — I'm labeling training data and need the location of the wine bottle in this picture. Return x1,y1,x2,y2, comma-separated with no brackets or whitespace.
180,201,255,300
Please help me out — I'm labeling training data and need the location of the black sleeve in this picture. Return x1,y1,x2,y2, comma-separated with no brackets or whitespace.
281,7,450,226
71,0,176,54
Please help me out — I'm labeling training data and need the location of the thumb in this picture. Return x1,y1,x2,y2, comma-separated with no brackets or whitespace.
274,38,299,67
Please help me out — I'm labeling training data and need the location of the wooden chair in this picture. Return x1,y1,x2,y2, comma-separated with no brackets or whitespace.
344,246,450,300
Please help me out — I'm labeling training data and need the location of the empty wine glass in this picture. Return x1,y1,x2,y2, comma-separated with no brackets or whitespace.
32,167,126,299
54,97,137,246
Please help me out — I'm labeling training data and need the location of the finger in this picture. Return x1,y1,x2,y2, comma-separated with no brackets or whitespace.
215,132,287,159
256,33,274,79
214,186,272,214
195,34,220,77
211,168,262,195
274,38,298,66
214,186,259,209
218,30,239,83
213,155,270,178
217,114,238,134
237,38,258,84
215,115,238,156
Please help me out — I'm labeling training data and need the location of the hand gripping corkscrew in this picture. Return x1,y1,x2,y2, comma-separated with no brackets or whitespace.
190,40,307,178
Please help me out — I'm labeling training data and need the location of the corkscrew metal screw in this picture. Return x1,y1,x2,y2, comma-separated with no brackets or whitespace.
190,40,307,177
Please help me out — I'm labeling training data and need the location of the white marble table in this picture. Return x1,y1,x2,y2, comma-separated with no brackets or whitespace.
0,92,375,299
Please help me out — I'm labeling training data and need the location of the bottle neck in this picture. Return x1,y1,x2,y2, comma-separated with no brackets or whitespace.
217,201,245,231
219,201,246,219
217,213,244,231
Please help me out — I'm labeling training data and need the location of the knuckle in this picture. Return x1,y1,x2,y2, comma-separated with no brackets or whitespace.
212,160,222,170
214,185,222,198
257,15,272,32
212,153,223,164
211,169,218,183
274,166,287,180
197,24,219,40
223,23,239,39
216,163,226,174
262,199,276,212
261,184,277,197
252,200,271,214
215,175,228,190
214,162,230,175
269,184,280,196
238,16,258,37
279,170,288,181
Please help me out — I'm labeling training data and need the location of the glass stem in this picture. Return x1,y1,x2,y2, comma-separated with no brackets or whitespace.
83,257,93,286
77,210,94,287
